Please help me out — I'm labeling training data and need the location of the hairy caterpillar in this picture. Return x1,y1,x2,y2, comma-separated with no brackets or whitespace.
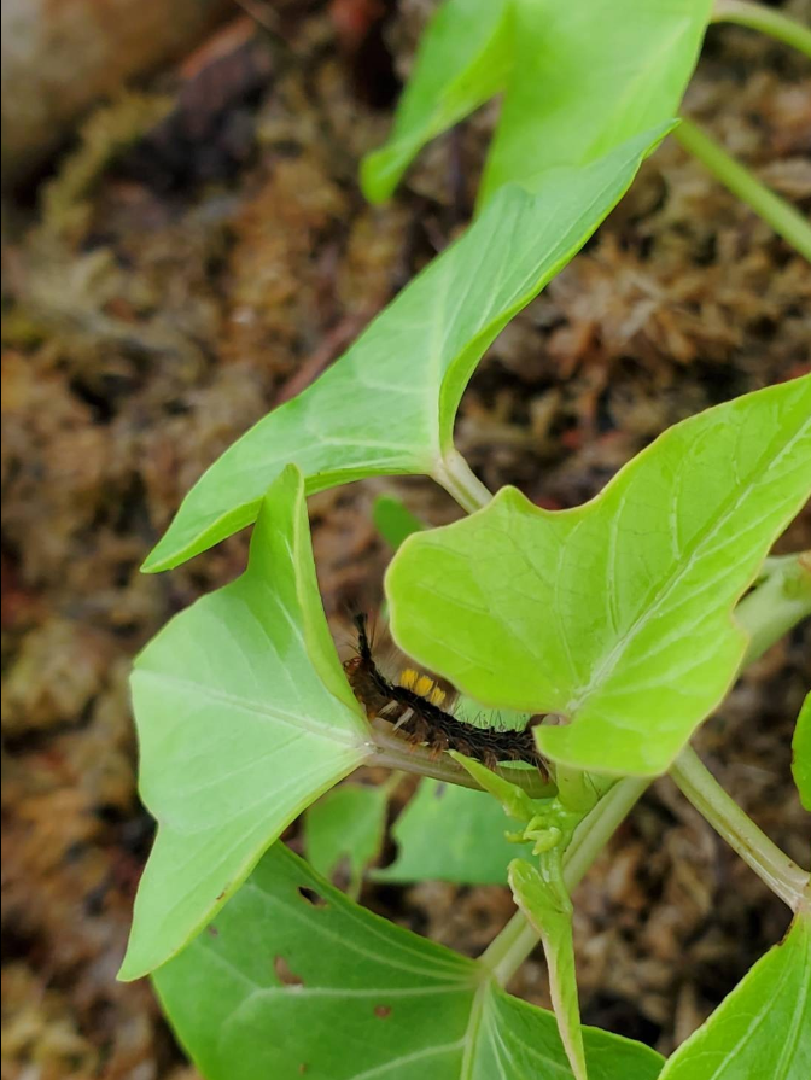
344,614,547,775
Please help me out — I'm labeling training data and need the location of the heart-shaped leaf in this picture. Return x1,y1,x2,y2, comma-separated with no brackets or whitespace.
120,466,370,981
154,843,665,1079
657,910,811,1080
386,376,811,775
144,128,671,573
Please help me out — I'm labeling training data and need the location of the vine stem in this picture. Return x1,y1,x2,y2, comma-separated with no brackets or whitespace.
670,747,809,910
480,776,650,984
712,0,811,58
433,448,492,513
674,118,811,261
480,735,811,985
369,724,554,798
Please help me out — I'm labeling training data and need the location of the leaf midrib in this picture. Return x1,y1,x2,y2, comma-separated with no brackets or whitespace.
135,669,366,747
565,414,808,716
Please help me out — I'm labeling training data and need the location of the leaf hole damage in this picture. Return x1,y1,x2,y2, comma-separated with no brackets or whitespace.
297,885,328,908
274,955,305,987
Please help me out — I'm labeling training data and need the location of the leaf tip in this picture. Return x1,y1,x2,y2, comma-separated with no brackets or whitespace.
139,518,198,574
116,946,150,984
140,549,170,574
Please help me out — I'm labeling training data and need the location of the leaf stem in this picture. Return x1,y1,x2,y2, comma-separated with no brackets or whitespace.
735,551,811,665
478,909,541,987
480,776,650,984
712,0,811,58
670,747,809,910
369,724,553,798
562,776,650,892
433,449,492,513
674,118,811,261
479,554,811,984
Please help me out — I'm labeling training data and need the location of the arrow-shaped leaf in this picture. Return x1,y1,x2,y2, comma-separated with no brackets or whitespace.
144,127,671,573
120,466,370,981
386,375,811,776
154,843,665,1079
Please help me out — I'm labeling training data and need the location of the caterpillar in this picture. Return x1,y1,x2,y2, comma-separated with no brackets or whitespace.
344,613,547,776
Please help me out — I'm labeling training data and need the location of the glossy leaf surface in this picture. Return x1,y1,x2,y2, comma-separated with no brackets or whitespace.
481,0,712,201
154,844,665,1079
658,912,811,1080
362,0,711,206
145,130,670,573
121,467,369,980
387,376,811,775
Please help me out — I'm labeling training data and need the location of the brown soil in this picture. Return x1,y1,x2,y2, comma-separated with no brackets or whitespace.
2,2,809,1076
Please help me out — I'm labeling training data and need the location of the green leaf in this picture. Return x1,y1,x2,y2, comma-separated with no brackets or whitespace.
373,495,426,550
361,0,513,203
449,751,539,822
658,912,811,1080
304,782,389,899
386,376,811,776
480,0,713,202
373,778,534,886
361,0,710,206
154,843,665,1080
509,858,586,1080
554,765,604,815
119,466,370,981
471,989,663,1080
453,756,557,820
144,128,671,573
735,552,811,666
794,693,811,812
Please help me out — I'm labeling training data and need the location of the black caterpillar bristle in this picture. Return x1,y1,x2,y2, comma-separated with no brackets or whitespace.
343,613,547,776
